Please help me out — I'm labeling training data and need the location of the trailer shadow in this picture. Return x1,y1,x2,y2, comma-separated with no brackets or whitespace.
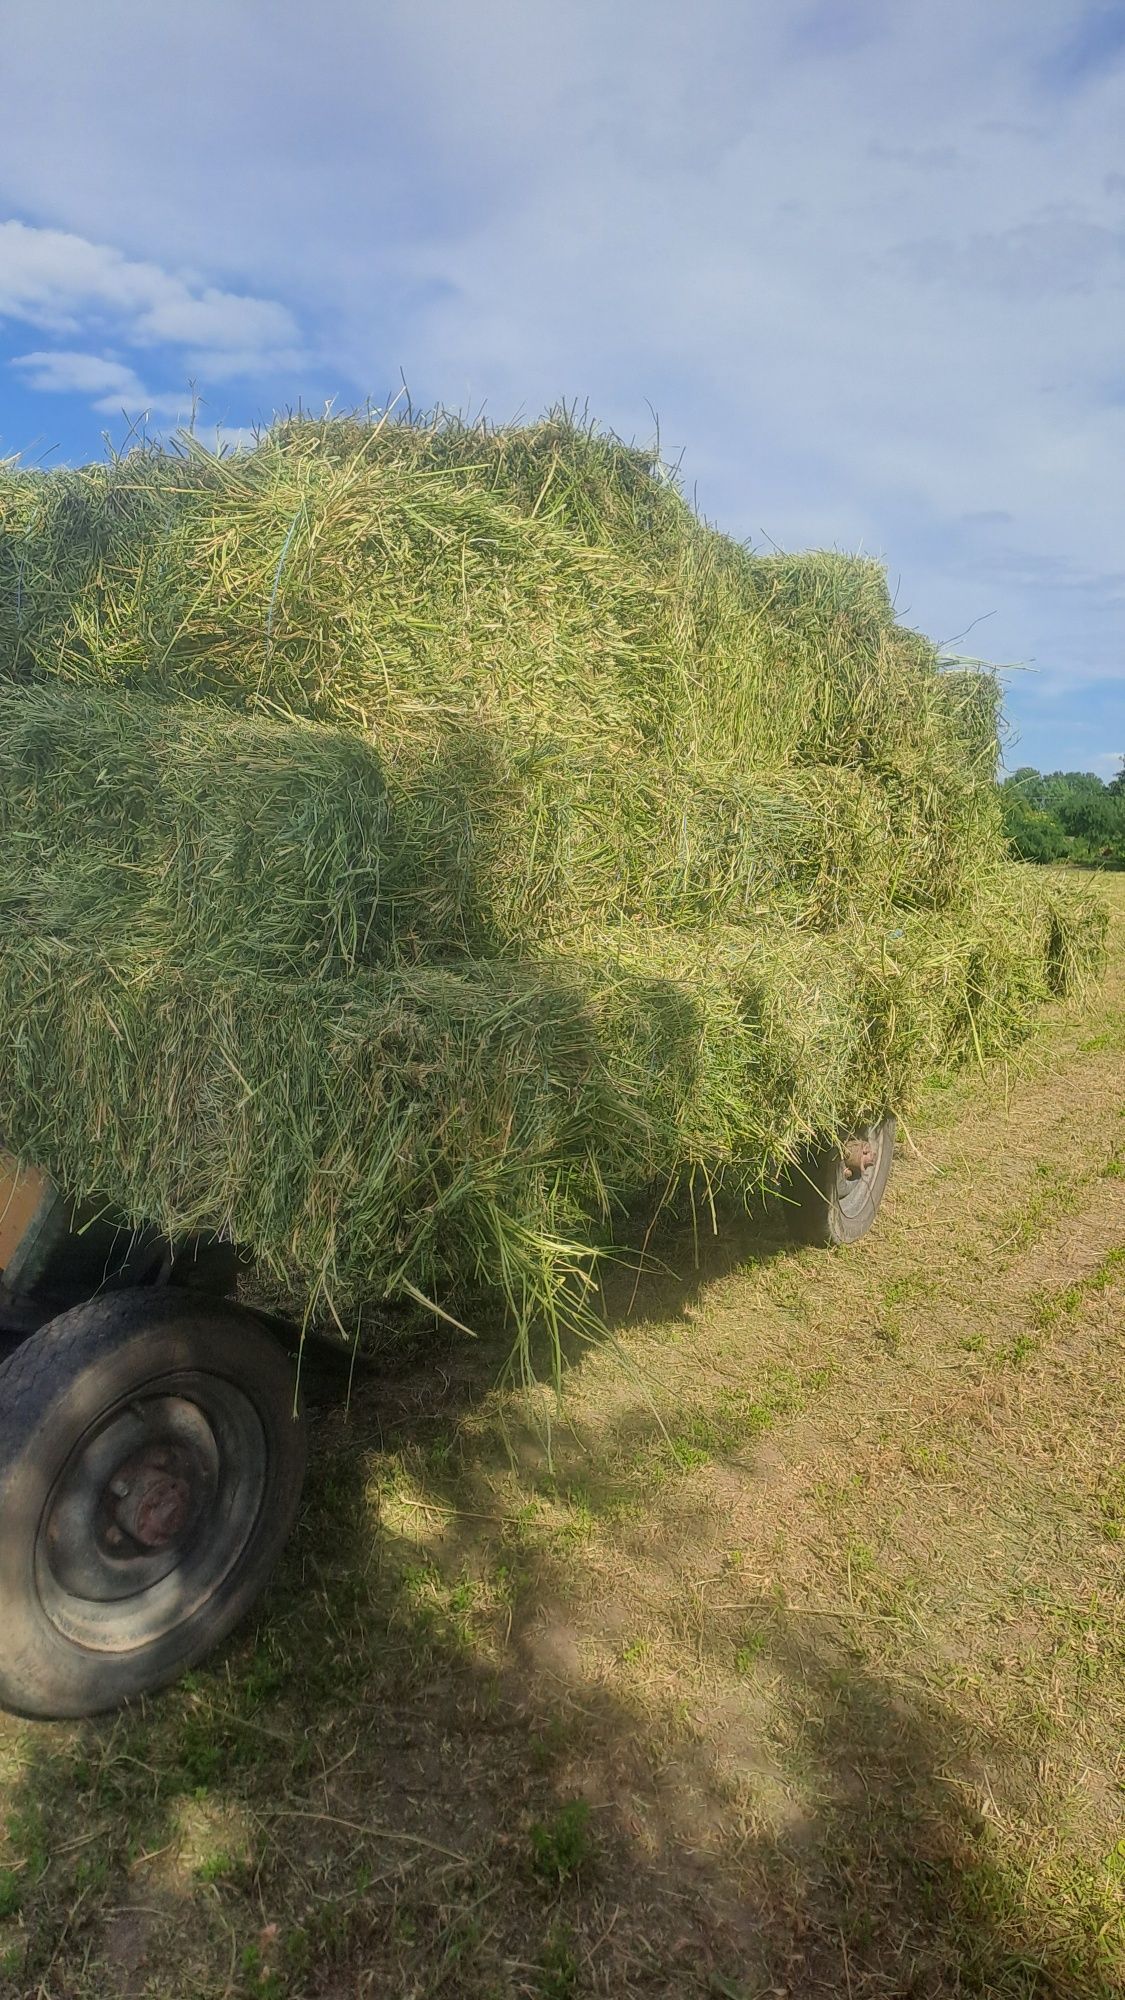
0,1374,1114,2000
333,1172,807,1401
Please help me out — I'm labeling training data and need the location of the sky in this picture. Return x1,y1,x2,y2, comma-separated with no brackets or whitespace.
0,0,1122,777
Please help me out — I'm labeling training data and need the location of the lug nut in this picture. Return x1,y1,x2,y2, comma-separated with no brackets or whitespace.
110,1477,131,1499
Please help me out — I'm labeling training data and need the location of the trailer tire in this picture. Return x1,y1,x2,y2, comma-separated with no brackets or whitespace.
794,1116,896,1247
0,1291,306,1719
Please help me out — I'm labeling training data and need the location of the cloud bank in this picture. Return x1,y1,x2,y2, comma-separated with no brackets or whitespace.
0,0,1121,769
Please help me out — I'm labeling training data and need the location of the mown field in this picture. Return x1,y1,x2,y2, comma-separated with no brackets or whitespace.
0,869,1121,2000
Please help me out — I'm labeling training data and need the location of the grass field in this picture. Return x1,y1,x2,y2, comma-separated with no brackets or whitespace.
0,869,1121,2000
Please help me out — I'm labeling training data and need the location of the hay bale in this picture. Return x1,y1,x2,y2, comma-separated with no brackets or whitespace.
0,684,1001,974
0,414,1107,1352
0,685,391,975
0,424,950,774
0,871,1098,1336
0,943,638,1328
0,461,37,665
930,665,1003,782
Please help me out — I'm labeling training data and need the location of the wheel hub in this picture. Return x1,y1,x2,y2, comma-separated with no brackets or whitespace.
37,1375,268,1650
833,1120,887,1223
110,1445,199,1550
840,1135,877,1180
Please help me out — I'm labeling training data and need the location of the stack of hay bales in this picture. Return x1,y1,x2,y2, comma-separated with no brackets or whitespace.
0,417,1106,1353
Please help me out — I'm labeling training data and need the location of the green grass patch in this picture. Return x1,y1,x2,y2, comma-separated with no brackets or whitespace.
1035,1247,1125,1330
529,1801,595,1884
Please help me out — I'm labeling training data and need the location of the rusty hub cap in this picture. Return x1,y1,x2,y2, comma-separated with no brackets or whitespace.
833,1120,888,1222
37,1381,269,1652
840,1135,877,1180
111,1445,199,1550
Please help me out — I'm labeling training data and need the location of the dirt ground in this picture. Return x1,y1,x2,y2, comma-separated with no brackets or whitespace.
0,872,1121,2000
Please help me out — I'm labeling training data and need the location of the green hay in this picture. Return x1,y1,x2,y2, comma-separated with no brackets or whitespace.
0,422,953,773
0,414,1108,1354
0,877,1091,1338
0,687,391,976
0,684,1000,969
929,665,1003,782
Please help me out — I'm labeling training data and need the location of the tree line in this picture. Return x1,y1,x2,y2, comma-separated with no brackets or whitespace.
1000,764,1125,867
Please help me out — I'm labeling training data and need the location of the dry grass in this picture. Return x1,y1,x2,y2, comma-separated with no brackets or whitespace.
0,870,1120,1998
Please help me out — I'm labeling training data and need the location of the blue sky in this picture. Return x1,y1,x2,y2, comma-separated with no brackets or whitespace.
0,0,1121,777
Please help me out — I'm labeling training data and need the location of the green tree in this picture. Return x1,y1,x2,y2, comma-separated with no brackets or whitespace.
1005,766,1051,811
999,782,1067,863
1000,767,1125,868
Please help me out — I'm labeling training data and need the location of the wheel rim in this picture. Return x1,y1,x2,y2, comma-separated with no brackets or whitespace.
36,1371,267,1654
833,1120,888,1224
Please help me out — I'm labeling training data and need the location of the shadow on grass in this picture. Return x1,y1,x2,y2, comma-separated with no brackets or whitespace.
350,1175,809,1396
1,1358,1119,2000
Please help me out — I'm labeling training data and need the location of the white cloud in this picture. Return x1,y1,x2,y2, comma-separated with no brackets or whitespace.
0,221,300,355
12,348,191,418
130,289,297,353
13,349,140,397
0,223,148,332
177,345,307,383
0,219,304,417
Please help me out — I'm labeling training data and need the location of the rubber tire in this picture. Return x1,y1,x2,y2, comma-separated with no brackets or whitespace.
795,1116,896,1248
0,1291,306,1719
